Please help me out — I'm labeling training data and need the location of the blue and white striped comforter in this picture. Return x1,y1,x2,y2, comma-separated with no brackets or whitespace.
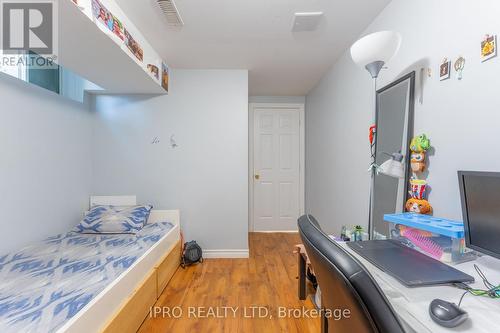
0,221,173,333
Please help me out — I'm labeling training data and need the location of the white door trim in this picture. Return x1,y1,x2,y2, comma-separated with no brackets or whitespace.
248,102,305,232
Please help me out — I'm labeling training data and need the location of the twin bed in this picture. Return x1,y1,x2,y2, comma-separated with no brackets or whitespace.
0,196,181,333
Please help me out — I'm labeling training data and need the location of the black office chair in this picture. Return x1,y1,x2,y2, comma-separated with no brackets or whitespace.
298,215,407,333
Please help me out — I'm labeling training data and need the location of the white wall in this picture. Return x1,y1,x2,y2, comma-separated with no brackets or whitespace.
0,74,93,253
306,0,500,234
92,69,249,252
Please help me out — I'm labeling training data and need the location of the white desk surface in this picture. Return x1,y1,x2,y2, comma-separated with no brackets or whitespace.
337,241,500,333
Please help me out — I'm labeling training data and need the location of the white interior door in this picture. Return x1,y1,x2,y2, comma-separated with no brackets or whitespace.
253,107,301,231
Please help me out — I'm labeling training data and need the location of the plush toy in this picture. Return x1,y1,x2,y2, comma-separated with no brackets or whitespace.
407,134,432,213
406,179,432,214
409,134,431,174
411,151,426,173
410,134,431,153
405,198,433,215
409,179,427,199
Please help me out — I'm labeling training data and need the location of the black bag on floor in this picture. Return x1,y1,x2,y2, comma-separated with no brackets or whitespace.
181,240,203,268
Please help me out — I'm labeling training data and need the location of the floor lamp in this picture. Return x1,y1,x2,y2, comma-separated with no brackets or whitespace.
350,31,402,239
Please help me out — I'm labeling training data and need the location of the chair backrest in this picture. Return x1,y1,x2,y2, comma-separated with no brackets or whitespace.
298,215,406,333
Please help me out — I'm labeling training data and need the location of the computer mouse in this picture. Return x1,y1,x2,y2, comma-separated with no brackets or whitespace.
429,299,468,328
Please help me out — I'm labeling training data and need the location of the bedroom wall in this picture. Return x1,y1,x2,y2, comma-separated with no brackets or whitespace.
0,74,93,253
306,0,500,234
92,69,249,255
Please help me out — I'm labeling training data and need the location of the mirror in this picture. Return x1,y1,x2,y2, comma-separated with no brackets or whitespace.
371,72,415,239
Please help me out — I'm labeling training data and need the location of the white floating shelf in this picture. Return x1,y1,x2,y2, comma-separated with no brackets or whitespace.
58,0,165,94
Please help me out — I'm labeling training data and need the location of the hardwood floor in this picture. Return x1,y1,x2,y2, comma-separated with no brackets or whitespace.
139,232,320,333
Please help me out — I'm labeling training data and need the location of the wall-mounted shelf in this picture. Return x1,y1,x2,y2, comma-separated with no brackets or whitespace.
58,0,165,95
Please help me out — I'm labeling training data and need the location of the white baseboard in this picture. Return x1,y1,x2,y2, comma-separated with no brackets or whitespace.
203,249,249,259
252,230,299,233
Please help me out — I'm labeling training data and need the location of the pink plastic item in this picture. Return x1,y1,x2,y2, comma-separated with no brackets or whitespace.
400,227,443,260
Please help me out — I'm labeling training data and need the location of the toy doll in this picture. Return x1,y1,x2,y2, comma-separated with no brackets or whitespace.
410,151,426,173
406,179,433,214
409,134,431,174
410,134,431,153
405,198,433,214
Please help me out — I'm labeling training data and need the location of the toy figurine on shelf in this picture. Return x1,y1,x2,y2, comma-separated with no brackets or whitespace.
410,134,431,173
409,178,427,199
406,198,433,214
406,179,433,214
410,151,426,173
407,134,433,214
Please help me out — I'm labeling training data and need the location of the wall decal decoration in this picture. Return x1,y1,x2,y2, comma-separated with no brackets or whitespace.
91,0,124,40
481,34,497,62
161,62,169,92
147,64,159,80
439,58,451,81
124,29,144,62
454,56,465,80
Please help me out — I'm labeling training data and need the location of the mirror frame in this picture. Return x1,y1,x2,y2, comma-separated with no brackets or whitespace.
372,71,415,238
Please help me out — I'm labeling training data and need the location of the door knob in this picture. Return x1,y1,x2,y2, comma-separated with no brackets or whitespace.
255,174,260,180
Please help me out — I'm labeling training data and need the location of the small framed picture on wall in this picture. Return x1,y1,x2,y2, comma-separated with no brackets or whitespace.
481,34,497,62
439,58,451,81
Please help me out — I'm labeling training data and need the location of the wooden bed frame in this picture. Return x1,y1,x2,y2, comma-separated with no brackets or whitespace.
103,239,181,333
58,196,181,333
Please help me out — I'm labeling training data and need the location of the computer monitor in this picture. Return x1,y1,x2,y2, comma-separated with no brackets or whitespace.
458,171,500,259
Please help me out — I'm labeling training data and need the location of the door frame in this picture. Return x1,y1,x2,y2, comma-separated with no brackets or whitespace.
248,102,305,232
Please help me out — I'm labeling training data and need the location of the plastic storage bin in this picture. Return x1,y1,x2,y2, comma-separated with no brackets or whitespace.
384,213,475,264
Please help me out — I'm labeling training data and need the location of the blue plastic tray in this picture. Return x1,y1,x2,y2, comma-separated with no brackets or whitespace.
383,213,464,238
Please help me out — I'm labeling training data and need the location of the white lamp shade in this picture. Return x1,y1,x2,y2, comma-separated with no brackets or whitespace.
350,31,402,67
378,158,405,179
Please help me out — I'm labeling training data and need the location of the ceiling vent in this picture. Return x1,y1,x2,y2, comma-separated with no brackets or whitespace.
157,0,184,27
292,12,324,32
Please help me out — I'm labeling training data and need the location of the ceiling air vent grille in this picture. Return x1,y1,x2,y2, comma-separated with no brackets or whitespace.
292,12,324,32
157,0,184,27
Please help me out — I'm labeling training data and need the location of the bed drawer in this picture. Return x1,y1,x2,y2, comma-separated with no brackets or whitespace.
156,240,181,297
102,271,157,333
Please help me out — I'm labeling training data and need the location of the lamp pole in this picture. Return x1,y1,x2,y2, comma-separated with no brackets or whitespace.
367,65,382,240
350,31,401,240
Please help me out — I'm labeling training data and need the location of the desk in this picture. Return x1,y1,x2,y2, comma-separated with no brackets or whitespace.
338,241,500,333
